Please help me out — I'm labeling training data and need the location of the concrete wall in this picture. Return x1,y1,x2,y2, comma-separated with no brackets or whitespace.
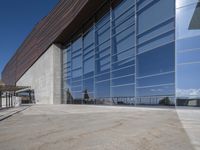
16,44,62,104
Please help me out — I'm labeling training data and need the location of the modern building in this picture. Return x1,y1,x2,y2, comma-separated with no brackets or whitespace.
2,0,200,106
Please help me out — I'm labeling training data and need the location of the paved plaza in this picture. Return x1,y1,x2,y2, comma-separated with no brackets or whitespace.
0,105,199,150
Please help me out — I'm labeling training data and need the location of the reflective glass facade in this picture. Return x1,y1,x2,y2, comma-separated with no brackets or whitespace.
62,0,200,106
176,0,200,106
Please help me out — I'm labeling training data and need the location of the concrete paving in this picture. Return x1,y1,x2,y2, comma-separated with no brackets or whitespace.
176,107,200,150
0,106,30,121
0,105,199,150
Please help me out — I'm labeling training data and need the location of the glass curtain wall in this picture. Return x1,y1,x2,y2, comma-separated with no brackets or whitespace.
136,0,175,105
176,0,200,106
62,0,176,105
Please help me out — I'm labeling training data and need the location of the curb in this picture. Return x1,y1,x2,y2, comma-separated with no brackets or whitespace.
0,106,31,122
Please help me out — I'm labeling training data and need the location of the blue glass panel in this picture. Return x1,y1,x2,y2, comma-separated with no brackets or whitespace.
72,56,82,69
72,80,82,87
83,78,94,92
95,80,110,98
112,48,135,63
112,65,135,78
137,73,175,87
112,75,135,86
177,63,200,90
138,19,175,45
71,86,82,91
137,43,175,77
95,73,110,82
83,57,94,76
72,69,82,79
138,0,175,34
113,16,135,34
96,12,110,30
138,31,175,53
71,92,82,99
112,58,135,70
95,56,110,74
137,84,175,97
112,84,135,97
177,49,200,64
72,37,82,51
83,27,94,48
177,36,200,51
113,0,134,19
113,26,135,51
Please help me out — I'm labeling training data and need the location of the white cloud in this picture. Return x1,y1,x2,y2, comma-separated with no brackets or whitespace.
176,88,200,98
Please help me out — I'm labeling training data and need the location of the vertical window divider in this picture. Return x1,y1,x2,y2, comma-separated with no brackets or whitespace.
93,18,96,103
110,0,113,105
69,42,72,104
81,32,84,104
174,0,177,107
134,0,137,106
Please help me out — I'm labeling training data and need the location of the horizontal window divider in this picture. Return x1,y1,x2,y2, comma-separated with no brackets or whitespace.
177,34,200,41
177,61,200,66
177,47,200,53
96,26,110,36
95,45,111,54
136,83,175,89
137,71,175,79
136,95,175,98
111,64,135,72
100,62,110,68
83,50,94,58
72,47,82,53
83,76,94,81
71,90,82,93
82,92,94,94
137,40,175,55
95,39,110,48
83,55,94,62
112,13,135,28
136,16,175,37
72,54,82,59
71,67,82,72
95,71,110,77
137,28,175,46
136,0,157,13
95,79,110,84
112,55,135,65
83,43,94,50
111,83,135,88
112,73,135,80
112,23,135,37
83,26,94,37
64,78,71,80
71,79,82,83
96,13,110,30
71,85,82,88
95,54,110,61
113,4,135,21
112,46,135,57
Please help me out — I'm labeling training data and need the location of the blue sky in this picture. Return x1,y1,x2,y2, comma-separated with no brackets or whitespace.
0,0,59,78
